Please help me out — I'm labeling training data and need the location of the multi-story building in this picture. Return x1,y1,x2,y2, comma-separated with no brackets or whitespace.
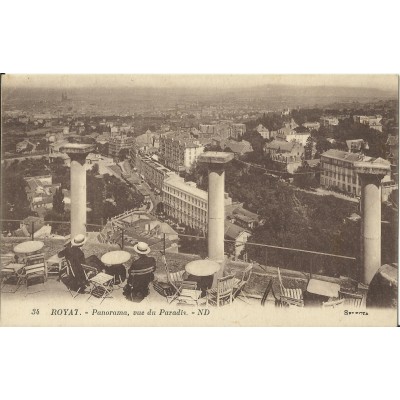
354,115,383,132
276,129,310,146
199,124,217,134
264,139,304,173
159,134,205,172
108,133,134,158
162,175,232,233
136,154,177,191
320,116,339,127
320,149,393,199
24,175,61,212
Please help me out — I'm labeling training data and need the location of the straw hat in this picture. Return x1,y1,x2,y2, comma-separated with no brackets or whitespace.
133,241,150,255
71,234,87,247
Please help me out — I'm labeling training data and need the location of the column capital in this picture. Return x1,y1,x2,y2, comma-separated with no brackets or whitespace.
60,143,95,164
198,151,234,172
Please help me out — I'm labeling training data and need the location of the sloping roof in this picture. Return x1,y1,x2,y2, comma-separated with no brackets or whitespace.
256,124,269,133
224,221,248,240
221,140,252,154
225,203,259,221
321,149,366,162
322,149,390,165
105,164,123,177
265,139,301,152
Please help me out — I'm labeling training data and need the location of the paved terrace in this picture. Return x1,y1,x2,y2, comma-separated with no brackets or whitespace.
1,236,384,327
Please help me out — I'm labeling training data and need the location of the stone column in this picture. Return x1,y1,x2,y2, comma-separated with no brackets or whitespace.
198,152,234,263
61,144,95,238
355,161,390,285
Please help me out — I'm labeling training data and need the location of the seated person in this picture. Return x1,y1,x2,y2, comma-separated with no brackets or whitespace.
60,234,90,292
123,242,156,302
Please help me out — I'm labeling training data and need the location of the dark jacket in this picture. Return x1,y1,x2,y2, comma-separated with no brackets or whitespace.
124,255,156,299
66,246,88,287
129,255,157,273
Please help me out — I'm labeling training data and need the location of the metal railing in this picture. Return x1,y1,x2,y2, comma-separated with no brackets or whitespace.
0,218,359,280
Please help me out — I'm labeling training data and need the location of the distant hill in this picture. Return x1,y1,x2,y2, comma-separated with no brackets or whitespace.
3,83,398,110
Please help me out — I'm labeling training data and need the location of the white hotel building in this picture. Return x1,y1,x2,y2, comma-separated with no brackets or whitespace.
320,149,394,200
162,175,232,233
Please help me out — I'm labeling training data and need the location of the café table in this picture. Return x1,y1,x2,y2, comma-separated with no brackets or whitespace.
13,240,44,255
307,279,340,298
101,250,131,285
185,260,221,296
306,278,340,306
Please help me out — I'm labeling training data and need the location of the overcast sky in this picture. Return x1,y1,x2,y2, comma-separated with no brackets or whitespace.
3,74,398,91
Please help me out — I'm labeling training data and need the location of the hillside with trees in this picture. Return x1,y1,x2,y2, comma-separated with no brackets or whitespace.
185,158,397,278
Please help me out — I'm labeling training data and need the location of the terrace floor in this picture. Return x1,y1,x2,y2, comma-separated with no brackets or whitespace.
1,236,396,326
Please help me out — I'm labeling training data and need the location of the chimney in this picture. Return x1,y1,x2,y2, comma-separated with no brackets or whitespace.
198,152,234,263
354,160,390,284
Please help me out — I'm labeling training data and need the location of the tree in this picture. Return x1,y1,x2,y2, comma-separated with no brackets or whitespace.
1,172,31,229
242,130,264,155
293,162,319,189
315,137,334,158
304,136,314,160
53,188,65,214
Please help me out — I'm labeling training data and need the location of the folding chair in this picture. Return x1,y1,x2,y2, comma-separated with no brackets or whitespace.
206,274,236,307
277,267,304,307
87,272,114,304
1,263,25,293
162,255,186,304
1,253,15,267
339,290,364,308
82,263,98,280
62,259,90,298
46,254,64,279
232,263,253,303
24,254,47,295
176,280,202,306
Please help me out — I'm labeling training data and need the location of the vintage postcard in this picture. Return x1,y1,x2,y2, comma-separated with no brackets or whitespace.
0,74,398,327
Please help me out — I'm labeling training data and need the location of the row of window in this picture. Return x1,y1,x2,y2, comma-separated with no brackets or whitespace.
321,178,360,194
164,195,207,217
163,187,207,209
321,171,358,184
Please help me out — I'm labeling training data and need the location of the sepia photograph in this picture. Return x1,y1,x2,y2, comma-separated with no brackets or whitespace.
0,74,398,326
1,2,400,400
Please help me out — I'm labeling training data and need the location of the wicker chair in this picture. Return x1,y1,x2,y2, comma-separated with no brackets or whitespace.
206,274,236,307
